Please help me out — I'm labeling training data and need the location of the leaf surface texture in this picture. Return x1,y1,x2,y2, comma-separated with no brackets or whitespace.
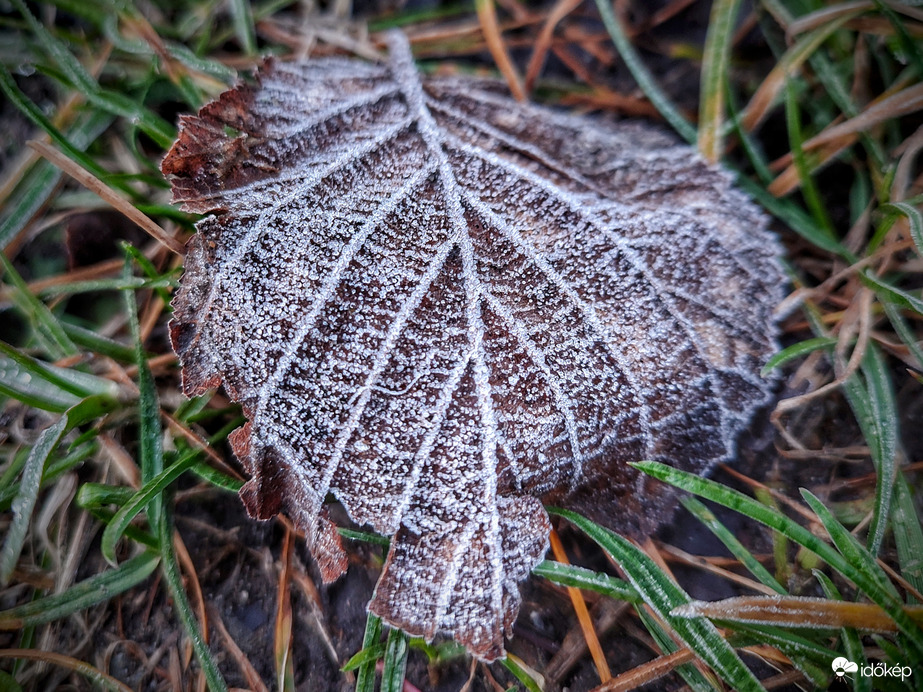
162,31,784,660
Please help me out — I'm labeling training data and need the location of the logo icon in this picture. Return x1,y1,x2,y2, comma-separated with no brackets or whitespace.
832,657,859,678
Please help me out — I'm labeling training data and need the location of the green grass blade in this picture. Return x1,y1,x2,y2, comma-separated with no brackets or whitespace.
863,272,923,315
0,415,68,585
101,453,198,566
760,336,838,376
631,462,923,655
890,473,923,599
352,613,382,692
814,571,871,692
0,341,120,400
0,441,97,512
0,448,29,507
735,176,855,260
157,503,228,692
634,606,716,692
0,396,113,517
337,527,390,547
0,670,21,692
873,0,923,79
0,97,111,249
342,643,386,673
228,0,257,54
881,202,923,256
723,623,835,686
0,551,159,629
882,300,923,369
165,41,237,83
60,322,135,362
680,497,787,594
550,507,766,691
500,654,545,692
724,86,773,184
532,560,639,602
381,626,409,692
840,343,899,556
0,355,81,412
36,276,176,299
189,462,244,493
0,391,112,581
800,489,899,599
593,0,696,143
698,0,742,162
740,15,856,132
0,153,61,251
784,82,835,235
76,483,136,509
123,261,163,529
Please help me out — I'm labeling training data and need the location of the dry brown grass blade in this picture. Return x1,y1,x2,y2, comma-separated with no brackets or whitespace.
27,140,186,256
161,411,242,479
843,15,923,39
674,595,923,631
274,523,295,691
741,12,860,132
549,528,612,683
98,434,142,488
121,13,227,95
139,252,182,345
10,258,124,297
0,649,134,691
590,647,696,692
475,0,526,101
657,543,781,596
800,82,923,153
769,81,923,195
772,289,872,416
718,465,821,524
892,123,923,201
139,292,166,345
777,237,914,317
768,138,854,196
523,0,584,93
878,557,923,604
785,1,871,39
760,669,811,690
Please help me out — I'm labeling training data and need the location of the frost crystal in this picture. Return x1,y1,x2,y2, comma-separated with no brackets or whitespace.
161,31,784,661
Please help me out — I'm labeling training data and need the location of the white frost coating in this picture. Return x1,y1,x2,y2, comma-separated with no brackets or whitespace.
162,29,785,661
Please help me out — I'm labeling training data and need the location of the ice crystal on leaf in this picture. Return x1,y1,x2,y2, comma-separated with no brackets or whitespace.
161,31,784,661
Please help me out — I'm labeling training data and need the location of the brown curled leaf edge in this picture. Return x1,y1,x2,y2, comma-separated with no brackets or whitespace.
161,31,785,661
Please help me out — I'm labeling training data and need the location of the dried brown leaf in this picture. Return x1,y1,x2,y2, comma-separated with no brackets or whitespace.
161,31,784,660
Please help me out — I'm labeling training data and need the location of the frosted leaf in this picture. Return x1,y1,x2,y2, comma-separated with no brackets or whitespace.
161,31,784,661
